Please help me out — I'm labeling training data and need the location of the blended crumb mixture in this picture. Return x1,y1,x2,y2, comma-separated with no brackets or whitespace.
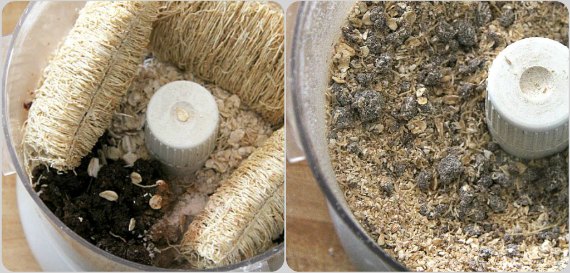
326,2,569,271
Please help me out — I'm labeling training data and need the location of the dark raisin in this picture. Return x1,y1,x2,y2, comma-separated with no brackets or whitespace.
475,2,493,26
477,175,493,188
499,8,516,27
464,224,483,237
438,154,464,185
399,96,418,121
455,20,477,47
342,26,363,44
515,195,531,206
486,142,501,152
385,29,410,48
459,184,475,203
473,153,490,174
374,53,394,74
488,194,507,213
471,207,487,221
332,106,356,129
505,244,519,257
352,90,384,123
356,72,375,86
369,7,387,30
492,172,513,188
459,58,484,75
400,81,411,92
434,203,449,218
416,170,432,192
331,83,353,106
382,181,395,197
435,20,456,42
479,248,493,260
346,142,361,156
365,31,383,54
522,167,542,183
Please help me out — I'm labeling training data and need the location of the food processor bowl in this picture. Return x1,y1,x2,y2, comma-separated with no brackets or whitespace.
288,2,406,271
2,2,283,271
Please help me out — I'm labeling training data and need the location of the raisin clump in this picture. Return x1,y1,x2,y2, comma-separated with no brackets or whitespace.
332,106,356,129
475,2,493,26
352,90,384,123
479,248,493,260
458,82,477,99
369,7,386,30
489,194,507,213
366,31,383,54
416,170,432,192
375,53,394,73
455,20,477,47
356,73,375,86
499,8,516,27
438,154,464,185
399,96,418,121
436,21,456,42
331,83,353,106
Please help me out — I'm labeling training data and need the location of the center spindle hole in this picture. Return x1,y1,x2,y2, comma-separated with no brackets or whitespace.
519,66,553,100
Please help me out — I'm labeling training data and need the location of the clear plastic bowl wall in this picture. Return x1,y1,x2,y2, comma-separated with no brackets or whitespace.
2,2,283,271
289,2,406,270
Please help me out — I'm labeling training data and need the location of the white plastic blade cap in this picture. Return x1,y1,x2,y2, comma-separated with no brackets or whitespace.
145,80,219,172
486,37,569,159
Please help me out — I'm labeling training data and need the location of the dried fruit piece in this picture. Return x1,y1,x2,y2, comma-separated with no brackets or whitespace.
475,2,492,26
455,20,477,47
506,244,519,257
499,8,516,27
369,7,386,29
352,90,384,123
488,194,507,213
436,21,456,42
415,170,432,192
479,248,493,260
438,154,463,185
375,53,394,73
332,106,356,129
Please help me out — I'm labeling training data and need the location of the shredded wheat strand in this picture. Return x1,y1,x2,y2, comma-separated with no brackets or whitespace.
23,1,159,173
150,1,284,126
181,128,284,268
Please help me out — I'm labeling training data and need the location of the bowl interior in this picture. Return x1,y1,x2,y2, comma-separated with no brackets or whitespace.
3,1,283,270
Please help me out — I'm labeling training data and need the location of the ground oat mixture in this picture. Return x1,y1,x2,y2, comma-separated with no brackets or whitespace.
326,2,569,271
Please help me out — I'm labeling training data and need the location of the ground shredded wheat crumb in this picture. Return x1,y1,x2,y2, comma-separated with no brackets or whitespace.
326,2,569,271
